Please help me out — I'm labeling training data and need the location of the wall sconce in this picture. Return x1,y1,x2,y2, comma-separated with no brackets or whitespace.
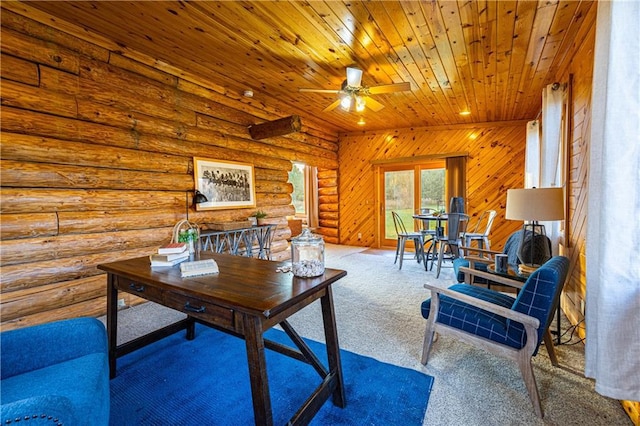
192,190,208,206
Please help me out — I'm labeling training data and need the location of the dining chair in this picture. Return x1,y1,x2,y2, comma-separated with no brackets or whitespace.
464,209,497,250
434,212,469,278
392,211,425,270
420,256,569,418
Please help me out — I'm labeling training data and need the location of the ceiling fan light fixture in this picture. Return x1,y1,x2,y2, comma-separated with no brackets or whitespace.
355,95,366,112
357,117,366,125
340,95,352,111
459,110,471,116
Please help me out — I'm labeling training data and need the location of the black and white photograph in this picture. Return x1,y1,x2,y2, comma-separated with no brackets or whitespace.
193,157,256,210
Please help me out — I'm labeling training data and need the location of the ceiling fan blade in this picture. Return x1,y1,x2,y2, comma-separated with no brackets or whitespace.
346,67,363,87
364,96,385,112
323,99,342,112
299,88,342,94
368,81,411,95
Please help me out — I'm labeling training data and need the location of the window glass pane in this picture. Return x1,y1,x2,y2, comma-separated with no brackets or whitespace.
288,162,306,215
420,168,446,212
384,170,414,239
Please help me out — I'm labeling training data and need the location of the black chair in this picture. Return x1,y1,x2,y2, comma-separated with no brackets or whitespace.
434,212,469,278
392,211,425,270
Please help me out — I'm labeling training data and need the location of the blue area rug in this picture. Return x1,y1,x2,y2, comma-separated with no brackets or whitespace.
109,324,433,425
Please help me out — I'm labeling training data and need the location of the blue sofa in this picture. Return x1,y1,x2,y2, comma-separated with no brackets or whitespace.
1,318,110,425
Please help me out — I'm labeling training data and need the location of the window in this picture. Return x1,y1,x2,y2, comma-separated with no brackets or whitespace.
288,162,306,217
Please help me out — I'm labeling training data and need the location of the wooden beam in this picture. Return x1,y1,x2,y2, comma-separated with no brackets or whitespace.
248,115,301,140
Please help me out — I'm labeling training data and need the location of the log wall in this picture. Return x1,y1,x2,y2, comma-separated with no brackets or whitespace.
0,8,339,331
338,122,527,250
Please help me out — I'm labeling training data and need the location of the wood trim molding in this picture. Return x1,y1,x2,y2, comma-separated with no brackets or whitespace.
370,152,468,166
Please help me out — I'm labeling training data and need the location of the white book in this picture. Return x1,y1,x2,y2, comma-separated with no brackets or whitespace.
157,243,188,255
180,259,219,278
150,253,190,267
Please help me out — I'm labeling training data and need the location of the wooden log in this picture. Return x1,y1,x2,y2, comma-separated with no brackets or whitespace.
318,187,338,196
255,192,291,206
0,26,80,74
39,66,80,95
0,132,189,174
255,180,293,194
248,115,302,140
1,78,78,118
0,7,110,62
0,213,58,239
0,53,39,85
318,177,338,188
254,168,289,182
0,106,139,150
316,227,339,238
322,236,339,245
317,169,338,179
319,211,339,220
188,204,295,225
319,204,339,212
0,246,158,293
271,249,291,262
0,228,171,266
0,296,106,332
0,275,105,321
318,195,339,204
0,159,193,191
108,53,178,87
76,98,195,139
319,219,339,229
58,209,185,234
0,188,185,214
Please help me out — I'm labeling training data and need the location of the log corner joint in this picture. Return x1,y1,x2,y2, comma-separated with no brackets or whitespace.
248,115,301,140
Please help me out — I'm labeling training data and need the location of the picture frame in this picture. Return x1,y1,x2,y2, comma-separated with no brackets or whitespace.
193,157,256,210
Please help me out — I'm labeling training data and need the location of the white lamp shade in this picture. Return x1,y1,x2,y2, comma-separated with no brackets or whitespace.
505,187,565,221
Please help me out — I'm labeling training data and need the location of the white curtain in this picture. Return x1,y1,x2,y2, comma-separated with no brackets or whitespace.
540,84,565,255
585,0,640,401
524,120,540,188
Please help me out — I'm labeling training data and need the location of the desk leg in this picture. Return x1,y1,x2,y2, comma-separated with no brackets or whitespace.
321,286,346,408
242,314,273,426
106,273,118,379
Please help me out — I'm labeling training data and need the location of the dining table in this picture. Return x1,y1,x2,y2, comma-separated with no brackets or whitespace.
412,213,448,270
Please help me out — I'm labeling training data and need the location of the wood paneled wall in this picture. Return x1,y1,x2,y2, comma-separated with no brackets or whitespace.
338,122,527,249
0,8,339,331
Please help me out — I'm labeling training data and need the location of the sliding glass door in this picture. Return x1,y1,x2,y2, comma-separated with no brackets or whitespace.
380,162,445,247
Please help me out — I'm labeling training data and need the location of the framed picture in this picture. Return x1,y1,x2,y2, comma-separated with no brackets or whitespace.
193,157,256,210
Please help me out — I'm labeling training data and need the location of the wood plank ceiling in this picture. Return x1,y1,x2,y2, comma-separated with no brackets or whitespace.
23,0,593,133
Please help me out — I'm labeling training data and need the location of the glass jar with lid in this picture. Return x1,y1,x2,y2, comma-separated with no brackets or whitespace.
290,228,325,277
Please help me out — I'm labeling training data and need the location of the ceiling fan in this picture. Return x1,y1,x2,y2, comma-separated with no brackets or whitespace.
299,67,411,113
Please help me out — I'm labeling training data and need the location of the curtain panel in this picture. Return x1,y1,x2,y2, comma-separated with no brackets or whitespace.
585,0,640,401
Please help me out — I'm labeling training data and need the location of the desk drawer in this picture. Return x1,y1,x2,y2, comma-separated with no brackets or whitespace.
116,278,163,303
164,291,234,329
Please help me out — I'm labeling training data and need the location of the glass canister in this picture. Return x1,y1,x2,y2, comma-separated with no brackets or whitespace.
290,228,325,277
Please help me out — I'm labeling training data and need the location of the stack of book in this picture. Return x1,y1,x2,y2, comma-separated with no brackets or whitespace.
150,243,189,267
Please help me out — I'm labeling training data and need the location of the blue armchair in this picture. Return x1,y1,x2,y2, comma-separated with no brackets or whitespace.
1,318,110,425
421,256,569,418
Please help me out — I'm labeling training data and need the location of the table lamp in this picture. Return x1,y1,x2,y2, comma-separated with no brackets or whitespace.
505,187,564,267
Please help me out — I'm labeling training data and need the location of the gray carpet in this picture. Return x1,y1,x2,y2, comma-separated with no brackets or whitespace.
102,244,631,425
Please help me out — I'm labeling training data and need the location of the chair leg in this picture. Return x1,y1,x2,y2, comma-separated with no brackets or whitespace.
435,243,446,278
517,355,544,418
398,238,405,270
421,320,436,365
394,239,400,265
543,329,559,366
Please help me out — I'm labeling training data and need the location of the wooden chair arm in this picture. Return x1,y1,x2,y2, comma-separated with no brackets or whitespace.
423,282,539,328
459,245,502,257
463,255,493,265
459,266,525,290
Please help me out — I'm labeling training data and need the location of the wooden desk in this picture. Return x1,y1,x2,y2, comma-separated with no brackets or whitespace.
98,253,347,425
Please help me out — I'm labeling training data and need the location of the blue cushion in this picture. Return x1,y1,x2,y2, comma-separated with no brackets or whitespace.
421,284,526,349
1,318,110,425
511,256,569,346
